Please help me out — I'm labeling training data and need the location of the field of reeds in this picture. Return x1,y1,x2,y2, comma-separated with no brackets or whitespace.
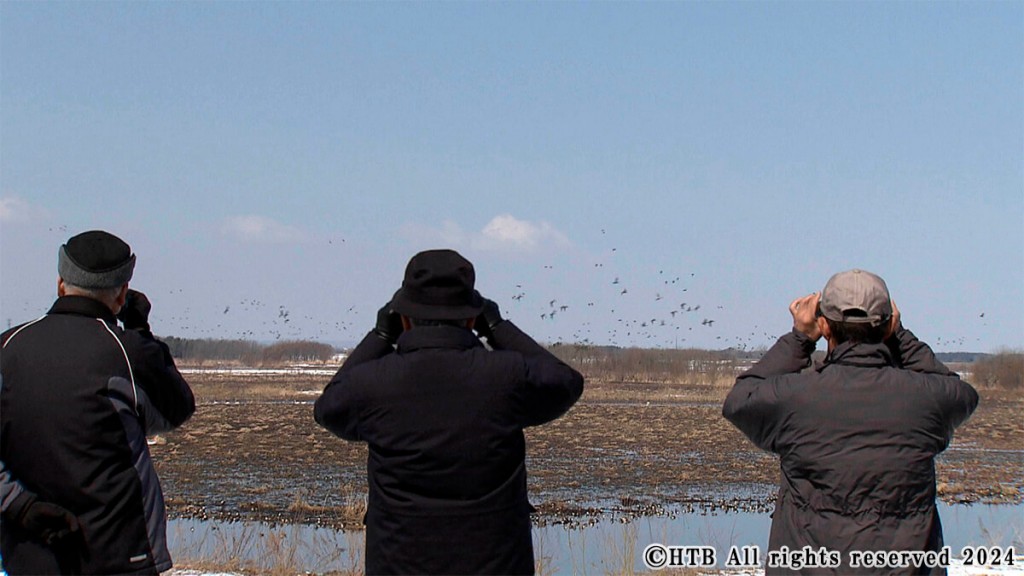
152,358,1022,574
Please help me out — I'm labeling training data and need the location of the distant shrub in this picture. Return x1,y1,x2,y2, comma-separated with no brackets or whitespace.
548,343,739,384
162,336,336,365
163,336,263,363
261,340,335,363
971,350,1024,390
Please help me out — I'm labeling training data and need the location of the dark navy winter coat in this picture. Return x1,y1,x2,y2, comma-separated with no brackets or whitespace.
314,321,584,575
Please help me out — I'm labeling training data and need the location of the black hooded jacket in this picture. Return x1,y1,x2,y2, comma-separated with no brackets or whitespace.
314,321,584,575
1,296,195,575
723,327,978,575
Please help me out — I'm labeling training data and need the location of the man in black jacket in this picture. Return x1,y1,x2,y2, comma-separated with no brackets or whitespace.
1,230,195,575
315,249,584,575
723,269,978,575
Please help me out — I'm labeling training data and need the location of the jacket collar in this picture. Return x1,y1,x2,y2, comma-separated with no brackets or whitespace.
818,340,894,371
48,295,118,325
396,325,483,353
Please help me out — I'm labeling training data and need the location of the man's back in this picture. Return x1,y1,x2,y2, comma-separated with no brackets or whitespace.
316,249,583,575
3,308,147,509
725,327,978,574
761,344,970,541
351,327,532,510
316,321,583,575
2,295,194,575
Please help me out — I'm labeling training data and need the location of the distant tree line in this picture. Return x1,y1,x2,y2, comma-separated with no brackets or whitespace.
969,351,1023,390
262,340,336,363
159,336,1020,388
162,337,337,365
936,352,989,363
548,343,742,384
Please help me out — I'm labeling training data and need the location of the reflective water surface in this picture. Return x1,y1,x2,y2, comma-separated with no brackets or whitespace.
167,502,1023,574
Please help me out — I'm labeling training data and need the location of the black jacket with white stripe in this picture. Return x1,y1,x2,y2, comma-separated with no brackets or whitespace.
1,295,194,575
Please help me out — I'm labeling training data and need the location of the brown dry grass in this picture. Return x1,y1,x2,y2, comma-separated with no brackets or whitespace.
154,369,1023,534
170,520,361,576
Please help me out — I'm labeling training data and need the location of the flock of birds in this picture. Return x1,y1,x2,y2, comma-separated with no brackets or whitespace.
138,253,744,349
2,255,754,351
156,294,360,343
3,226,992,352
498,257,775,350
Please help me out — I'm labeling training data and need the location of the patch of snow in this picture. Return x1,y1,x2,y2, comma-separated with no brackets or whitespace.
179,367,337,376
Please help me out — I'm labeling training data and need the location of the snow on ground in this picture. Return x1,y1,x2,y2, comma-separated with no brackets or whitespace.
178,367,338,376
161,558,1024,575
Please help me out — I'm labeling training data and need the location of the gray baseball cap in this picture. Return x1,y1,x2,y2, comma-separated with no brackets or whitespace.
819,269,892,327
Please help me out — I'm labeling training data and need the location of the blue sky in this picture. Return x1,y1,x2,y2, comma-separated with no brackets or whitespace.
2,2,1021,352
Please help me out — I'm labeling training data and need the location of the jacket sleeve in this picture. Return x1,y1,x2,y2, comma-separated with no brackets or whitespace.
888,326,980,435
722,330,816,452
313,331,394,441
488,321,584,427
888,326,953,375
123,328,196,434
0,458,27,517
0,396,29,518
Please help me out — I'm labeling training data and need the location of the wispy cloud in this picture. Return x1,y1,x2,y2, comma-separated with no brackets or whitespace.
405,214,570,253
222,215,305,243
0,196,48,222
477,214,570,251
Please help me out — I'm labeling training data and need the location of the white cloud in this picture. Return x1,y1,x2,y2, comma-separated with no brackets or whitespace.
222,215,305,243
402,214,571,253
476,214,570,252
0,197,48,222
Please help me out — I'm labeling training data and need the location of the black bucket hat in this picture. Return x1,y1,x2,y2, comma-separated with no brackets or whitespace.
391,249,485,320
58,230,135,289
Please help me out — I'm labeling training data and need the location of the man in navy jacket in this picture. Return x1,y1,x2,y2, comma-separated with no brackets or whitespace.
1,230,195,575
315,249,584,575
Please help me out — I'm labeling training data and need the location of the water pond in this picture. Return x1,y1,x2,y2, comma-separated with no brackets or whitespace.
167,502,1023,574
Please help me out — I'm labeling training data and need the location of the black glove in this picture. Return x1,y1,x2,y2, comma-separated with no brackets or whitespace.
4,491,80,545
474,298,504,342
117,289,152,331
372,302,404,345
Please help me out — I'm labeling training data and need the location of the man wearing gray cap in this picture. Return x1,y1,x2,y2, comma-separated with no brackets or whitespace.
1,230,195,575
723,269,978,575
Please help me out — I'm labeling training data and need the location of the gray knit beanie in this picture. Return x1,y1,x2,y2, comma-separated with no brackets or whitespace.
58,230,136,289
